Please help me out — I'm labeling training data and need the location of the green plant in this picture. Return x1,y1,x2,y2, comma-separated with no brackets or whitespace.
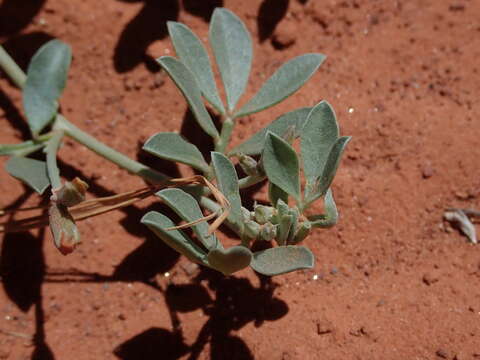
0,8,350,276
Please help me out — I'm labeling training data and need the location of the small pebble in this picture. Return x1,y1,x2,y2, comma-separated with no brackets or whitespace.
422,165,434,178
272,21,297,49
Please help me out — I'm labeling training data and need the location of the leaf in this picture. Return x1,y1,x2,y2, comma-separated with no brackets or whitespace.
211,152,244,233
276,214,293,246
236,54,326,117
0,141,44,157
141,211,209,264
268,182,289,207
5,156,50,194
143,132,209,172
300,101,339,188
167,21,225,114
309,189,338,228
157,56,219,138
207,246,252,275
229,107,311,156
209,8,252,111
49,203,80,255
262,132,300,200
23,40,71,137
156,188,219,250
315,136,351,197
250,246,314,276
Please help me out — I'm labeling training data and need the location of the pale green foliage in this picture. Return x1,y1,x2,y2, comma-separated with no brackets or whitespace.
1,8,349,276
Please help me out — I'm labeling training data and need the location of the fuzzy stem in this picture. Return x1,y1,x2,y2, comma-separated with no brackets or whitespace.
44,129,64,190
214,116,234,153
55,115,168,184
0,45,26,88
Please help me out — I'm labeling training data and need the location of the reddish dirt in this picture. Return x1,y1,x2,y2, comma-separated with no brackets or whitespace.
1,0,480,359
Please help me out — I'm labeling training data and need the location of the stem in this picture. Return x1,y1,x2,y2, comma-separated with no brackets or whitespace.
0,45,27,88
44,130,64,189
55,115,168,184
214,116,234,153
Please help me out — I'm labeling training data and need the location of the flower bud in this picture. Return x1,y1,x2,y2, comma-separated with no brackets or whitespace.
244,220,261,240
254,205,274,224
239,155,259,176
291,221,312,244
259,222,277,241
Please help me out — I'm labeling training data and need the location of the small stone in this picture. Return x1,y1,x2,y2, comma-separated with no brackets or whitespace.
422,165,434,178
316,322,332,335
272,21,297,49
118,313,126,321
435,349,449,359
422,272,439,285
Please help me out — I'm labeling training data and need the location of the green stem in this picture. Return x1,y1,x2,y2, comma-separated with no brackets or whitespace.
0,45,27,88
44,129,64,189
55,115,168,184
214,116,234,153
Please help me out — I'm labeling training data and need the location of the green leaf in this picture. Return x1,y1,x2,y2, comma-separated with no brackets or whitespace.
315,136,351,197
276,214,293,246
156,188,220,250
23,40,71,137
229,107,311,156
211,152,244,233
301,101,339,188
262,132,300,200
207,246,252,275
268,182,288,207
5,156,50,194
48,203,80,255
0,141,44,157
143,132,209,172
141,211,209,265
309,188,338,228
157,56,219,138
250,246,314,276
167,21,225,114
209,8,252,111
236,54,325,117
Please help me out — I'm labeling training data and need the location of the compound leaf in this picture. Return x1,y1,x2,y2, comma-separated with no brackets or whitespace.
229,107,311,156
211,152,244,232
250,246,314,276
5,156,50,194
143,132,209,172
157,56,219,138
141,211,209,265
167,21,225,114
23,40,71,137
301,101,339,188
156,188,219,250
209,8,252,111
262,132,300,201
236,54,325,117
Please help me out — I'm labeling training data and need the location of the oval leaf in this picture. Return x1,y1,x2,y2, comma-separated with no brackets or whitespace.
157,56,219,138
209,8,252,111
211,152,244,232
5,156,50,194
250,246,314,276
236,54,325,117
301,101,339,188
167,21,225,114
156,188,219,250
316,136,351,197
23,40,71,137
230,107,311,156
207,246,252,275
143,132,209,172
141,211,209,265
262,132,300,200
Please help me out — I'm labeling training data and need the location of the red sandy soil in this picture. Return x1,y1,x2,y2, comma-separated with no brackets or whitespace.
1,0,480,359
